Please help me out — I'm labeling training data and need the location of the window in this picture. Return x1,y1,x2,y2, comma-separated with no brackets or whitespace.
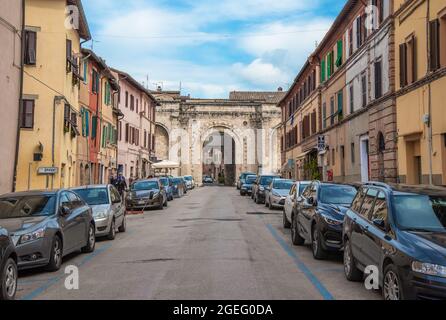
327,51,334,78
336,39,343,67
430,19,440,71
21,99,35,128
348,27,353,56
125,91,129,107
400,35,417,87
332,148,335,165
125,123,129,142
361,73,367,107
66,39,72,64
64,104,71,129
374,60,382,99
92,69,99,94
311,111,317,135
136,99,139,113
356,16,362,48
361,188,379,219
322,102,327,129
330,97,335,126
24,30,37,65
351,142,355,163
352,187,367,213
349,84,354,114
130,95,134,111
118,121,122,141
370,192,388,223
321,57,326,82
337,90,343,120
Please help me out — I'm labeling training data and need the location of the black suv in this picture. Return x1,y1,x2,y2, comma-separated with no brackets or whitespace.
343,182,446,300
0,228,17,300
252,175,280,204
292,181,358,260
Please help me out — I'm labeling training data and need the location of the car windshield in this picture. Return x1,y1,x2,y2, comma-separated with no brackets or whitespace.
184,176,193,181
159,178,169,187
393,195,446,232
0,195,56,218
298,183,310,195
259,176,278,186
246,176,257,183
319,185,357,205
132,181,159,191
74,188,109,206
273,180,294,190
241,173,255,180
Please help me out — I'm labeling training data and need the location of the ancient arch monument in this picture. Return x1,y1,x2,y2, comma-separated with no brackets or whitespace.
152,90,285,185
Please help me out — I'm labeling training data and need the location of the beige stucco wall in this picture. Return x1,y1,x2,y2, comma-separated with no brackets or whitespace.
0,0,22,194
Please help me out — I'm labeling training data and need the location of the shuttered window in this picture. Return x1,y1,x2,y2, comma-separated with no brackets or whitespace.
336,39,343,67
24,31,37,65
337,90,343,120
429,19,440,71
91,116,97,138
374,60,382,99
21,100,35,129
321,58,326,83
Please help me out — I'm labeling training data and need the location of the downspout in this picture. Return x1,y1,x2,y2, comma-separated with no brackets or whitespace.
426,0,434,185
12,0,26,192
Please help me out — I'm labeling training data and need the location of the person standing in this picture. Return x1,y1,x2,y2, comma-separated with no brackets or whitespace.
113,172,128,198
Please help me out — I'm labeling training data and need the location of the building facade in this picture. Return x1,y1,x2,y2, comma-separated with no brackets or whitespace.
112,69,157,183
395,0,446,186
16,0,91,191
0,0,23,194
280,0,398,184
78,49,119,186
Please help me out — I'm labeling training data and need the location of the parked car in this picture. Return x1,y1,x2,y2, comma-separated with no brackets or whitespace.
283,181,312,229
72,185,126,240
265,179,294,210
237,172,256,190
170,178,187,198
292,181,358,260
203,176,214,184
0,228,17,300
0,190,96,272
159,177,174,201
240,175,257,196
343,182,446,300
183,176,195,190
126,179,167,211
252,174,281,204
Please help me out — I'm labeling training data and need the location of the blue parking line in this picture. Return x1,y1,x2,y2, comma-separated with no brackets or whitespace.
21,243,112,300
266,224,335,300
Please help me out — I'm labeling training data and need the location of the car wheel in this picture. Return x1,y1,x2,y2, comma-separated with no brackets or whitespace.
255,195,262,204
107,219,116,240
240,191,245,196
283,210,291,229
45,235,63,272
343,239,363,282
164,197,168,207
383,264,404,300
291,215,305,246
81,223,96,253
312,226,327,260
158,199,164,210
118,215,127,233
0,258,17,300
265,197,269,208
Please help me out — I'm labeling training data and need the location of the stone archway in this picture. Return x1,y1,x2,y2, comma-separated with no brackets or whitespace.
155,123,169,161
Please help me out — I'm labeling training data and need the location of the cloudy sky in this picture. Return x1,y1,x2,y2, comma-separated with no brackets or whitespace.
82,0,346,98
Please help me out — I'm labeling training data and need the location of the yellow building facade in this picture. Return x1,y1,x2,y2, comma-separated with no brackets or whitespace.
16,0,90,191
395,0,446,185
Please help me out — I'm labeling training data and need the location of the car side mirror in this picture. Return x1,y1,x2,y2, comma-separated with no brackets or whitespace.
59,206,71,217
373,218,386,230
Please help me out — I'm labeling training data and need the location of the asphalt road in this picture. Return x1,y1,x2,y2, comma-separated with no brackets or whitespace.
16,186,381,300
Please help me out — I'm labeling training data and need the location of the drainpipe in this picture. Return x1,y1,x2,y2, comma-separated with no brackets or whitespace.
426,0,434,185
12,0,26,192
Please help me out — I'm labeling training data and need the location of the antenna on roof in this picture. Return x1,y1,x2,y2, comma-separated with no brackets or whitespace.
179,81,182,92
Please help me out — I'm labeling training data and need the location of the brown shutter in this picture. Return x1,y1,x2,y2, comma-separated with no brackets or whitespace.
399,43,407,87
411,36,417,82
25,31,37,65
430,20,440,71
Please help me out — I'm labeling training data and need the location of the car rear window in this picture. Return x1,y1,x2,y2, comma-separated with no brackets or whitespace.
273,180,294,190
319,185,357,205
246,176,257,183
259,176,279,185
75,188,109,206
0,195,56,218
132,181,159,191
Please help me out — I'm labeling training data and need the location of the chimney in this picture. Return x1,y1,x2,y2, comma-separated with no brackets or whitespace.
157,86,162,92
277,87,283,92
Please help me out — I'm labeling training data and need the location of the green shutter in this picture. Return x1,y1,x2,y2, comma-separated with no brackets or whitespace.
321,58,326,83
336,39,343,67
337,91,343,118
102,126,107,148
85,111,90,137
327,52,332,78
91,116,97,138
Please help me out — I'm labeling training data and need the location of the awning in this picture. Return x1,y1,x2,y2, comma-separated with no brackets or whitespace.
296,150,312,160
152,160,180,169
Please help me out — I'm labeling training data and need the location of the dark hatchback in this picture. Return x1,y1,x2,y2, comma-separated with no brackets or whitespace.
343,182,446,300
126,179,167,211
292,181,358,259
240,175,257,196
252,175,280,204
0,228,17,300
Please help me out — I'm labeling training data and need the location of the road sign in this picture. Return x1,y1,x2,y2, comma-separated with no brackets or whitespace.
318,135,326,153
37,167,58,175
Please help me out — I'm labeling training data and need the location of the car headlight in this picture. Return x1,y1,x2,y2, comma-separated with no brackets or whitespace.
412,262,446,278
94,211,109,221
322,215,343,226
259,186,265,191
19,228,45,244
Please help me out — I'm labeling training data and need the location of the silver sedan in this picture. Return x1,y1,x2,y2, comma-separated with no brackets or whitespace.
265,179,294,210
72,185,126,240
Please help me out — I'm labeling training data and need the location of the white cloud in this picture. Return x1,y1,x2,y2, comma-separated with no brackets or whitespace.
233,59,288,87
